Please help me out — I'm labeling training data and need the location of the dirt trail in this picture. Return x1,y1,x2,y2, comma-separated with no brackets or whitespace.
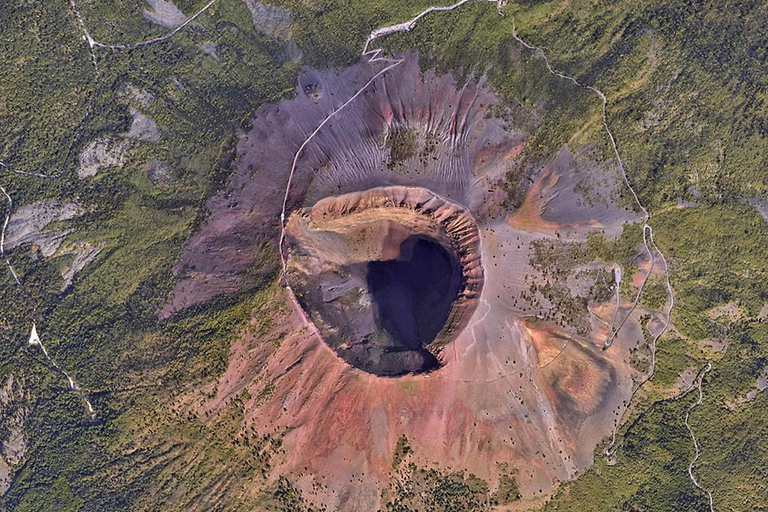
4,0,215,175
605,360,715,508
0,1,101,414
0,183,21,287
1,0,232,420
3,0,494,434
508,20,676,458
29,325,96,419
509,23,672,349
1,180,96,419
78,0,220,50
279,0,497,281
685,362,714,511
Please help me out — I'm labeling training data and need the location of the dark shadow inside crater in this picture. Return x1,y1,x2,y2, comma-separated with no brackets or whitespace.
366,236,463,370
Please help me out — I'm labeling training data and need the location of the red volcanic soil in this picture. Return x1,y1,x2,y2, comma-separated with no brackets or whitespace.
168,54,652,511
508,147,640,238
161,56,525,318
191,277,635,511
508,168,562,235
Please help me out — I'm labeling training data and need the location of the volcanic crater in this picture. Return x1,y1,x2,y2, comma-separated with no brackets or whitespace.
284,186,484,376
168,54,651,511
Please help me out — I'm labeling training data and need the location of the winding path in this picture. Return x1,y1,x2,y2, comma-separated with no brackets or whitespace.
5,2,715,499
685,362,715,511
76,0,221,50
0,183,21,287
510,24,672,350
4,0,493,425
1,179,96,419
278,0,497,280
2,0,237,419
2,0,220,420
510,22,717,507
507,21,680,459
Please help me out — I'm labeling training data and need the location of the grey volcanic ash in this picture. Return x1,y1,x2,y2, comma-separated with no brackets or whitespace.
168,52,649,511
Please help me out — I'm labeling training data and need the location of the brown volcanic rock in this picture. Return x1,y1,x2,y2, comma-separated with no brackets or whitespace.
522,319,619,440
285,186,483,376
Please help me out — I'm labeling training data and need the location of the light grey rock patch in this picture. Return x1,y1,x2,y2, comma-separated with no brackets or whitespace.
5,200,100,286
725,366,768,409
143,0,189,29
673,367,700,396
284,40,302,61
242,0,292,39
5,200,84,256
146,159,174,183
0,457,9,496
0,375,27,495
127,107,160,142
165,77,186,101
60,242,102,291
77,137,131,178
757,367,768,392
200,41,219,60
124,84,155,107
79,107,160,178
746,197,768,224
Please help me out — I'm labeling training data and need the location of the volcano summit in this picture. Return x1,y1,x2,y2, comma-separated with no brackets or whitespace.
165,54,652,510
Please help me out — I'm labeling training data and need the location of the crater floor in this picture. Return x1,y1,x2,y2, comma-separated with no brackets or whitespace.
171,56,648,511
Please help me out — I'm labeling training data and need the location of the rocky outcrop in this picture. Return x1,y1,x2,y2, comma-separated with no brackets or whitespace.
143,0,188,29
163,56,524,317
167,55,646,510
78,108,160,178
0,375,27,496
5,200,84,256
77,137,131,178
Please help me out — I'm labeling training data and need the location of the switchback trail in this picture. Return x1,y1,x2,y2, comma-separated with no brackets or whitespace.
601,360,715,508
508,21,675,457
6,0,491,424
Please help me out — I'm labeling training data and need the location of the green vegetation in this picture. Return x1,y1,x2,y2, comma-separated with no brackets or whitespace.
543,391,710,512
508,2,768,510
384,464,490,512
2,0,298,509
490,463,521,506
385,127,418,170
655,204,768,340
259,477,324,512
392,435,414,469
276,0,436,67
